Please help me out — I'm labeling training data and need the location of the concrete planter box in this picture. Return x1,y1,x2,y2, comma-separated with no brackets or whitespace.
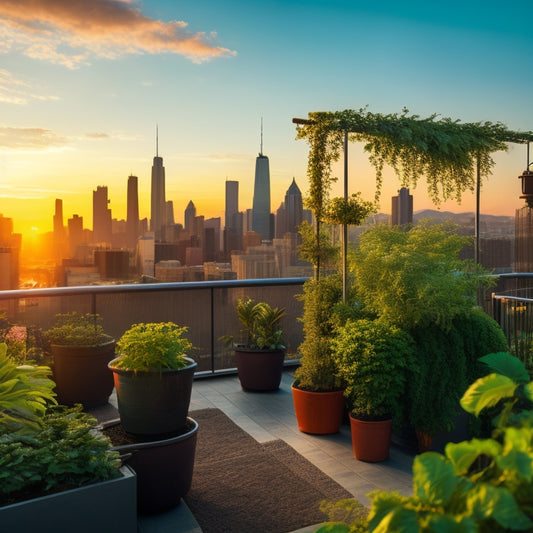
0,465,136,533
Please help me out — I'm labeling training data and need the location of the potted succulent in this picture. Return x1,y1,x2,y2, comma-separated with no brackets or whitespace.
227,298,286,391
46,312,115,407
0,343,136,532
108,321,197,437
331,318,416,462
107,322,198,513
291,276,347,434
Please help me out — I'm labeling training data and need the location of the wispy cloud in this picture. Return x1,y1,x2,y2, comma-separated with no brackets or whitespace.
0,0,236,68
0,69,59,104
84,132,110,139
0,126,68,151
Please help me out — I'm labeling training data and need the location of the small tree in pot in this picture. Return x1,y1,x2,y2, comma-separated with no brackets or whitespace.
45,312,115,407
332,318,416,462
224,298,286,391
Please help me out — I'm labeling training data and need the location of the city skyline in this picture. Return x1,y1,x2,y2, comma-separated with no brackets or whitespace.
1,1,533,238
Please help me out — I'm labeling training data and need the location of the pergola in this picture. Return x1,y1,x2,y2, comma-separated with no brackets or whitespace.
293,108,533,300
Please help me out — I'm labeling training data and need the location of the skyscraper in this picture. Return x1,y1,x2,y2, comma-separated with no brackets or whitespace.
285,178,303,234
252,120,271,241
150,127,166,241
93,185,112,244
224,180,242,254
184,201,196,234
391,187,413,226
225,180,239,230
126,175,139,248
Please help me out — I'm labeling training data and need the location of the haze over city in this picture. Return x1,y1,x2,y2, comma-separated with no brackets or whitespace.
1,0,533,242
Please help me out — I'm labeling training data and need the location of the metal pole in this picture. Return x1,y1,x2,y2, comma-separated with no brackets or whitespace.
475,156,481,266
343,130,348,303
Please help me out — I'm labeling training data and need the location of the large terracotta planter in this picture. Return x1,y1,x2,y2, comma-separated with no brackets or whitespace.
108,417,198,514
108,356,197,438
350,414,392,462
292,385,345,434
235,348,285,391
0,465,136,533
51,338,116,407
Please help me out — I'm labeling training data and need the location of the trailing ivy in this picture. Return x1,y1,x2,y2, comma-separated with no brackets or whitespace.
295,107,533,208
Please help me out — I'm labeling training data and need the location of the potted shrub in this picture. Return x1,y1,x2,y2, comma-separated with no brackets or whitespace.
291,275,347,434
0,343,136,532
331,318,416,462
226,298,286,391
108,321,197,437
46,312,115,407
107,322,198,513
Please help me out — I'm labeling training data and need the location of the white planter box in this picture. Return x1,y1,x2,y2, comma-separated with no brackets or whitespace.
0,465,137,533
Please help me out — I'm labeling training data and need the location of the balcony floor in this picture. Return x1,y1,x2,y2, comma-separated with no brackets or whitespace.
110,370,415,532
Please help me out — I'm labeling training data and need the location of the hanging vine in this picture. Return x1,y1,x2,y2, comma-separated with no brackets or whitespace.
296,107,533,211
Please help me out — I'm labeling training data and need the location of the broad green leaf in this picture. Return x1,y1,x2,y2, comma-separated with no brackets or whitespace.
423,513,477,533
479,353,530,384
466,484,533,529
367,491,409,530
413,452,459,505
445,439,501,475
460,374,517,416
372,507,419,533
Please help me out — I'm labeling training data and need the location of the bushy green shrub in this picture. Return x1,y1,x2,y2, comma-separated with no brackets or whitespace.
114,322,193,372
0,405,121,505
332,319,415,423
46,312,110,346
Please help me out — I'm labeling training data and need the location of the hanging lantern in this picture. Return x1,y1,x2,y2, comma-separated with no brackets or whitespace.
519,170,533,207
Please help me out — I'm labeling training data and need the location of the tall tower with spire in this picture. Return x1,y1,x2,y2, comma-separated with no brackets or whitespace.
150,125,166,241
252,118,272,241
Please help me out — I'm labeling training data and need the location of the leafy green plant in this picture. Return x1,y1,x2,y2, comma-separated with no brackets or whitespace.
353,221,493,331
46,312,111,346
114,322,193,372
0,405,121,506
293,276,347,392
365,352,533,532
224,298,286,350
331,319,415,422
0,343,57,435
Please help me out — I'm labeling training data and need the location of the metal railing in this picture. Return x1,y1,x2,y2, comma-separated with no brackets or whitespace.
0,278,307,376
492,273,533,372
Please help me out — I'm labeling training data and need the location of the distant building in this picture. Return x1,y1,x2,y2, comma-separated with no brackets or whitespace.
184,201,196,235
150,129,166,241
126,175,140,248
252,121,272,241
276,178,303,238
67,214,84,258
391,187,413,226
93,186,112,244
137,233,155,277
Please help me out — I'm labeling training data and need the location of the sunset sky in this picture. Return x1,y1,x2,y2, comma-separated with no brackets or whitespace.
1,0,533,238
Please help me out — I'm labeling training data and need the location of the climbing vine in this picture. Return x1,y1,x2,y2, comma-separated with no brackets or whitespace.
295,107,533,214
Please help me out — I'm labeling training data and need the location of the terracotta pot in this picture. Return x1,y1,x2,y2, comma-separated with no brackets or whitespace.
292,385,345,434
350,414,392,462
109,417,198,514
108,356,197,438
51,338,116,407
235,349,285,391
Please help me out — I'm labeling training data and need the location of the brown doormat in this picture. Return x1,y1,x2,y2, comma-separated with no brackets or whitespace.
185,408,352,533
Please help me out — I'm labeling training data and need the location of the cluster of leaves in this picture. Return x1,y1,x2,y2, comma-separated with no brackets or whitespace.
293,275,348,392
230,298,286,351
296,107,533,209
352,221,493,331
317,352,533,532
0,343,57,435
46,312,109,347
0,405,121,505
331,318,415,422
114,322,193,372
323,193,376,226
407,310,508,436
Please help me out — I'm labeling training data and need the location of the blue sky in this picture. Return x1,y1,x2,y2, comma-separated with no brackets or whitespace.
1,0,532,235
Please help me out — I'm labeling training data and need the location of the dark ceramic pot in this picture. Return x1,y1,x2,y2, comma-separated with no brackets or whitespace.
108,356,197,438
52,338,116,407
235,348,285,391
109,417,198,514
